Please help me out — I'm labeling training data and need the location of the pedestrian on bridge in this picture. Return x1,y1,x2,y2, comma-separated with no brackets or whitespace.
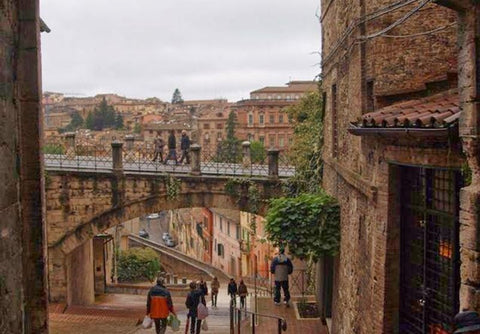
146,277,176,334
210,276,220,308
179,130,191,165
152,134,165,163
270,246,293,306
227,278,238,307
185,281,206,334
164,130,178,165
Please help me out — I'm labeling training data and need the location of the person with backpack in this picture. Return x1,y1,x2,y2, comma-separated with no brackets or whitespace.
164,130,178,165
179,130,191,165
238,279,248,309
185,281,206,334
227,278,238,307
270,246,293,306
210,277,220,308
146,278,176,334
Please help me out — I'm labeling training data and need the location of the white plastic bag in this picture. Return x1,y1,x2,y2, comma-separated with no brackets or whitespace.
197,302,209,320
170,315,180,332
142,315,153,329
201,320,208,331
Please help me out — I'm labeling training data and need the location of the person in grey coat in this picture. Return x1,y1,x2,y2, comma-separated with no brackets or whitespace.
270,246,293,305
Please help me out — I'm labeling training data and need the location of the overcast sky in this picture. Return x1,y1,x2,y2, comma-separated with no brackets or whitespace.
40,0,321,102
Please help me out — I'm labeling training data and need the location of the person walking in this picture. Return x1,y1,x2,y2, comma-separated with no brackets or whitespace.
179,130,191,165
152,134,165,163
198,278,208,297
146,278,176,334
238,279,248,309
210,277,220,308
164,130,178,165
270,246,293,306
227,278,238,307
185,282,206,334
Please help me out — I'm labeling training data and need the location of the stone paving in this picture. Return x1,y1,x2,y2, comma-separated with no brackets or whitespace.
49,290,328,334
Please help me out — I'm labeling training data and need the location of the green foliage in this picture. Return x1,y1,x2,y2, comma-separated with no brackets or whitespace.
133,122,141,134
171,88,184,104
225,178,261,217
85,98,122,130
250,140,266,163
60,111,84,133
462,162,472,186
42,143,65,154
216,111,241,163
265,192,340,261
117,247,161,283
165,174,181,200
284,89,324,196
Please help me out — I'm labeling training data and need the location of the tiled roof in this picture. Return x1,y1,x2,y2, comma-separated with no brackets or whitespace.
352,91,460,129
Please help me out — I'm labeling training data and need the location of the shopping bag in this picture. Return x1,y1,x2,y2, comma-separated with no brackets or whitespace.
170,315,180,332
197,302,209,320
142,315,153,329
201,320,208,331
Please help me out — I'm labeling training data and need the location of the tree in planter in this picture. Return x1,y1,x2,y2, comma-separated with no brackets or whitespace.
117,247,161,283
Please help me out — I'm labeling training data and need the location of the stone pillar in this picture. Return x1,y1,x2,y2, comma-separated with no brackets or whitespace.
267,148,280,178
111,141,124,174
65,132,76,158
124,135,135,163
454,3,480,311
242,141,251,168
190,144,201,176
66,240,95,305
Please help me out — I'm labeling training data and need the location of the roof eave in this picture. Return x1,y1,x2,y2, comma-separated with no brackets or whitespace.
348,124,453,138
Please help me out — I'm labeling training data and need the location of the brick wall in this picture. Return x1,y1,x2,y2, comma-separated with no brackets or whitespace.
320,1,460,332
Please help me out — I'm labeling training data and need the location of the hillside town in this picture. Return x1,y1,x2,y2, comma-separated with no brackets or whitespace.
4,1,480,334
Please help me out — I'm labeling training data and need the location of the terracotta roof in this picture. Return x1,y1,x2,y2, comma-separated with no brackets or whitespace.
352,91,460,129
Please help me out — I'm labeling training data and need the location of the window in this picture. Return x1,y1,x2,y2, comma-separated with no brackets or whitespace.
259,114,264,124
203,123,210,129
279,114,284,123
269,114,275,124
269,134,275,147
227,221,230,236
248,133,254,141
217,243,224,257
366,80,375,112
279,135,285,147
216,123,223,129
219,218,223,231
259,136,265,144
248,114,253,125
236,225,240,240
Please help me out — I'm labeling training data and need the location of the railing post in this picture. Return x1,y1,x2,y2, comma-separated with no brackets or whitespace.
124,135,135,162
267,148,279,178
242,141,251,168
250,312,254,334
65,132,76,159
111,141,123,173
238,309,242,334
190,144,201,175
230,300,234,334
277,319,282,334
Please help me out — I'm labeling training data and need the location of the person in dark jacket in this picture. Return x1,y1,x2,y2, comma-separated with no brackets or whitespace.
453,311,480,333
198,277,208,297
238,279,248,309
179,130,191,164
210,276,220,308
185,281,206,334
146,278,176,334
164,130,178,165
270,247,293,306
227,278,238,306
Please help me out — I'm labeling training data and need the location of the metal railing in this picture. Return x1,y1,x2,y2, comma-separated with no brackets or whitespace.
43,134,295,178
230,300,287,334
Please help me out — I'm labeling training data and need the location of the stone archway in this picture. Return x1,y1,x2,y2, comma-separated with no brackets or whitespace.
46,171,279,304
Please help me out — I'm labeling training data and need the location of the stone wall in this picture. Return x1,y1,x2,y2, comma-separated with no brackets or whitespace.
46,170,281,303
0,0,47,332
320,1,460,332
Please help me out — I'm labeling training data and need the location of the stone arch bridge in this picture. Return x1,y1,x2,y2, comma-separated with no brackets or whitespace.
44,137,291,305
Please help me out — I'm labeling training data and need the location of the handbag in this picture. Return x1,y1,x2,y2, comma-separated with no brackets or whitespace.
170,315,180,332
142,315,153,329
201,320,208,331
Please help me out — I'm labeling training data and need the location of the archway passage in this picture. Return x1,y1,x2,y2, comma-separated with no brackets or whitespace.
46,170,281,304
